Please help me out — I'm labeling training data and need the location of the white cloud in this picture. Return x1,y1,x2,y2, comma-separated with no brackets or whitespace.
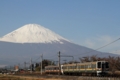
84,35,113,48
84,39,95,48
110,50,120,54
79,35,120,55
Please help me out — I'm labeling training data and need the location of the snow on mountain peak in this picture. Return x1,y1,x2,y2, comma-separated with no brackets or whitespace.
0,24,68,43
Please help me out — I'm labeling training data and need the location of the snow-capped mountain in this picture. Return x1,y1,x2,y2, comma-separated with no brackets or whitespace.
0,24,118,67
0,24,68,43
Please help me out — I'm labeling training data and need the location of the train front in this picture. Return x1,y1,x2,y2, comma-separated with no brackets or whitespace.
96,61,109,76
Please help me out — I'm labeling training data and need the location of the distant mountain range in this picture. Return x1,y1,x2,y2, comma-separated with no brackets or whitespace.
0,24,118,67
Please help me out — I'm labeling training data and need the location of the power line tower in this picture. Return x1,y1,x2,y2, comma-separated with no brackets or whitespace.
58,51,74,76
41,54,43,75
30,58,32,73
24,62,26,71
58,51,61,75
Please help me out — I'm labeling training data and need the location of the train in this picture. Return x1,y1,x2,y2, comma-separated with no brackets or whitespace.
45,61,109,76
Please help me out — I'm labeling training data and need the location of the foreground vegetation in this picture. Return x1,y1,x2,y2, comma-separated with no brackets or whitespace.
0,74,63,80
0,75,22,80
0,74,44,80
0,74,120,80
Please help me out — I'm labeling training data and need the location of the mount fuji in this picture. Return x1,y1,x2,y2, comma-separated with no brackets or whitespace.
0,24,118,67
0,24,68,43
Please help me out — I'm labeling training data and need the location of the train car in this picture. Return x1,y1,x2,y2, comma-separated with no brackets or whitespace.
62,61,109,76
45,66,60,74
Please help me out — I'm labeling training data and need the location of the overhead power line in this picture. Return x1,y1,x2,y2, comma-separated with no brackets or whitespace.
75,38,120,56
95,38,120,51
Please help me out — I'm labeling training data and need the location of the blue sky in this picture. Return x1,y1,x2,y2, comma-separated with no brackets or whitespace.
0,0,120,54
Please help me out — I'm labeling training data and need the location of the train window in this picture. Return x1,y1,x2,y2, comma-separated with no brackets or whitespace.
65,67,67,69
67,66,69,69
75,66,76,69
86,65,89,68
81,65,84,69
105,62,109,68
92,64,96,68
97,62,101,68
88,64,91,68
78,66,80,69
64,67,67,69
71,66,74,69
72,66,74,69
52,68,53,70
72,66,73,69
81,65,83,69
73,66,76,69
85,65,87,69
68,66,70,69
69,66,72,69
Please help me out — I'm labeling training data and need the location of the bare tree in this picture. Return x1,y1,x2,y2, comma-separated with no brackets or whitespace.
115,57,120,70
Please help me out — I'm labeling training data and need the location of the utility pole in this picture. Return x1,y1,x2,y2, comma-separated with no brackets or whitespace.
39,59,41,72
58,51,61,75
24,62,26,71
18,63,20,69
41,54,43,75
31,58,32,73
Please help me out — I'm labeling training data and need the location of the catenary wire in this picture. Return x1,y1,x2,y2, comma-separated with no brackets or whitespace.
73,38,120,56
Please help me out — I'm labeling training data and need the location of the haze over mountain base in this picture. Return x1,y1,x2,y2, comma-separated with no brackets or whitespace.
0,40,118,66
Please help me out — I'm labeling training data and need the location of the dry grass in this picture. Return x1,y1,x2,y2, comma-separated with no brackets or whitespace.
0,74,63,80
1,74,120,80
